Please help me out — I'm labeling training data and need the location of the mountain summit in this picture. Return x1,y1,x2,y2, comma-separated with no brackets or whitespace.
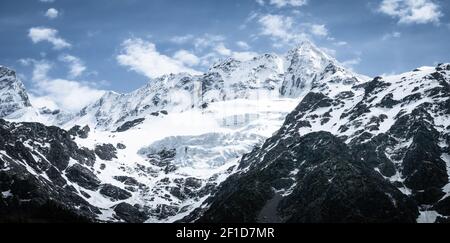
0,66,32,118
65,43,365,130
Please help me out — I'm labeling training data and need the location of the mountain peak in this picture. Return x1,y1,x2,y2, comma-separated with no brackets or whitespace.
281,41,361,97
287,40,334,62
0,65,32,118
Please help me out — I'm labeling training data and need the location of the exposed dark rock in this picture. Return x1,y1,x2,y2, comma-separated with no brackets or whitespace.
170,187,185,200
45,166,67,187
335,91,354,100
434,197,450,216
377,93,400,108
401,93,422,105
113,203,148,223
435,217,450,223
113,176,143,187
47,141,70,171
154,204,179,220
115,118,145,132
68,125,90,139
100,184,132,201
73,147,96,167
165,165,177,174
117,143,127,150
66,164,101,190
413,188,445,205
0,199,93,223
436,63,450,71
158,149,176,160
185,177,202,189
297,120,312,128
95,144,117,161
295,92,333,113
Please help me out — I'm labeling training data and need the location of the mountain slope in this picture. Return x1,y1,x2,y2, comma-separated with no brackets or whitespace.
193,63,450,223
0,120,101,222
196,132,418,223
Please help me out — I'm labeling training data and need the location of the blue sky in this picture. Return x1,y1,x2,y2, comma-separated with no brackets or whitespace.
0,0,449,111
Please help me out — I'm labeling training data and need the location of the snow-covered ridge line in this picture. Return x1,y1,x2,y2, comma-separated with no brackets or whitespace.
61,41,365,130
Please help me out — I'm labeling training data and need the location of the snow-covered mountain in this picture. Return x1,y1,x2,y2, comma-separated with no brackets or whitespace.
1,41,449,223
65,41,364,131
193,63,450,223
0,66,32,118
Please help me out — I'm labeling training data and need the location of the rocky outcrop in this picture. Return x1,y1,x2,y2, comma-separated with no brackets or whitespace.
115,118,145,132
100,184,132,201
113,203,148,223
66,164,101,190
68,125,90,139
94,144,117,161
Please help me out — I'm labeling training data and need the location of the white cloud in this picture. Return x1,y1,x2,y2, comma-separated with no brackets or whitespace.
379,0,443,24
32,61,52,82
215,43,233,56
257,14,337,47
170,35,194,44
36,79,104,112
258,14,309,46
382,31,402,40
18,58,35,66
58,54,86,78
256,0,265,5
39,0,55,2
334,41,348,46
213,43,257,62
45,8,59,19
193,34,226,50
236,41,250,50
28,60,104,111
28,27,71,50
258,14,295,41
257,0,308,8
173,50,200,67
117,38,201,79
342,57,362,71
310,24,328,37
